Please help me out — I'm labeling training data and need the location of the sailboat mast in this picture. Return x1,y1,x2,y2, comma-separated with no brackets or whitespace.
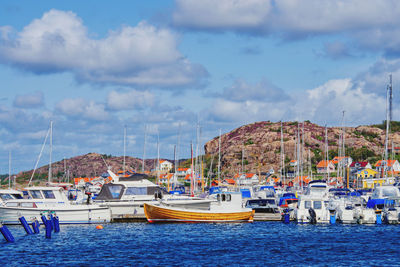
218,129,221,184
142,125,147,173
190,142,194,196
384,77,391,177
157,132,160,186
123,125,126,175
280,122,285,187
48,121,53,184
8,150,11,189
325,125,328,180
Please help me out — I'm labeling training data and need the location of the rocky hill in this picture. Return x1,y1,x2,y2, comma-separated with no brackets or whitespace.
204,121,400,177
13,153,169,185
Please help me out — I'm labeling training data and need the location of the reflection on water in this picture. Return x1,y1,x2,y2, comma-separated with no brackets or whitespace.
1,222,399,266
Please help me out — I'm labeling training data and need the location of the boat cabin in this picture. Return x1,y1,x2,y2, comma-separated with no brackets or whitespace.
3,187,68,208
0,189,23,202
95,179,165,201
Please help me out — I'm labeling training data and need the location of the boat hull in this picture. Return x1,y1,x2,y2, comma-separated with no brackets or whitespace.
144,203,254,223
0,206,111,225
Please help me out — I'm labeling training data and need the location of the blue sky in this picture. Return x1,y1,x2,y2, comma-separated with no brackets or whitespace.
0,0,399,172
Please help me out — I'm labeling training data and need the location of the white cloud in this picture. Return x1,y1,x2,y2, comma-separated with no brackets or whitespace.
0,9,207,87
173,0,400,54
13,91,44,108
207,77,389,126
174,0,271,30
56,97,110,121
220,79,288,102
107,90,154,110
174,0,400,33
209,98,287,123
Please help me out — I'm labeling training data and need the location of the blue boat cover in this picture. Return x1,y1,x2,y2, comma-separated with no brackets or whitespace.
366,199,385,209
209,187,221,195
240,189,251,198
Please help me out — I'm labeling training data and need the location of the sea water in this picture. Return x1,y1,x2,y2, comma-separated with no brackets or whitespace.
1,222,399,266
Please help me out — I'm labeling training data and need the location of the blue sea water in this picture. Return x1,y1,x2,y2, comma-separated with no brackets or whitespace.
1,222,400,266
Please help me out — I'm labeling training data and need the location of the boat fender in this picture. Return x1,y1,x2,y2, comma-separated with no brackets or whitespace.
19,216,33,235
41,215,48,226
329,214,336,225
31,218,40,234
44,219,52,239
49,214,55,231
376,214,382,225
53,215,60,233
0,224,15,243
308,208,317,224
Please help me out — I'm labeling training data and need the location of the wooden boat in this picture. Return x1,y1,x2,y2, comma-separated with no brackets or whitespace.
144,192,255,223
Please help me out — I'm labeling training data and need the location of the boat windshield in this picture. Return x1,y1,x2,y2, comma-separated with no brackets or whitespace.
372,187,400,198
30,190,43,199
125,187,147,195
0,194,13,201
313,201,322,210
109,185,124,198
12,194,23,199
304,201,311,209
42,190,56,199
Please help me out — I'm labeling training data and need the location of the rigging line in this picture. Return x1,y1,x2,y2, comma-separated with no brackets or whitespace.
28,126,51,186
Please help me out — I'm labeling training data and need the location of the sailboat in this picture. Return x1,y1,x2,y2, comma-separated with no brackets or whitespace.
0,122,111,224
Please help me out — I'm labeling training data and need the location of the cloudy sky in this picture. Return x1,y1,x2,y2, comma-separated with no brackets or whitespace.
0,0,399,172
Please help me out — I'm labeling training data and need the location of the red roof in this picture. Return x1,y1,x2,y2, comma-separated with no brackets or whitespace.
349,161,369,168
223,179,236,185
177,168,189,172
245,173,256,178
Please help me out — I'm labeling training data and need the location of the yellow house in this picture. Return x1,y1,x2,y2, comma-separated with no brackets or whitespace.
359,169,396,188
357,168,377,179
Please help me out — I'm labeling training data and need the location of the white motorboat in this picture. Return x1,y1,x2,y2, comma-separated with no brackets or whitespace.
0,189,23,205
94,170,211,218
0,186,111,224
295,181,330,224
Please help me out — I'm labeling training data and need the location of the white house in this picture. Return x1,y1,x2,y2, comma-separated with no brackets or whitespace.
158,160,173,172
375,160,400,173
236,173,259,186
316,160,336,174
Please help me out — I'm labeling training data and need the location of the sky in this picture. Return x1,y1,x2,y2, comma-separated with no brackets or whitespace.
1,0,400,172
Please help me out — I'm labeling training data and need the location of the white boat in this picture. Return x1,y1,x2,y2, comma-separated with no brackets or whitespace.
370,185,400,224
0,189,23,205
295,181,330,224
94,170,211,219
0,186,111,224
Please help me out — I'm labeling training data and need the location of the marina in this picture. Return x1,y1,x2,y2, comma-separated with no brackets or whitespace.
2,1,400,266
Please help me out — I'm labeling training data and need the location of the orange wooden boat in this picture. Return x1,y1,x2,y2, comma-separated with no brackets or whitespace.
144,203,255,223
